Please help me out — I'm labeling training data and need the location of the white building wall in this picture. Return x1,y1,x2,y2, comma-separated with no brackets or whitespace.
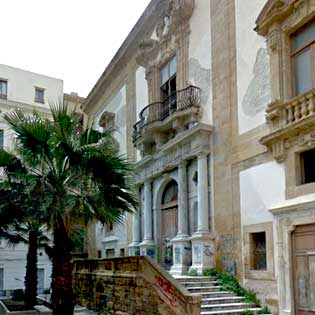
235,0,271,134
189,0,212,125
239,161,286,226
95,86,128,256
0,64,63,108
0,65,64,292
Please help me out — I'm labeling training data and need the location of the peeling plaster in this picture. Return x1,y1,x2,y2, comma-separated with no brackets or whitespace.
241,48,271,117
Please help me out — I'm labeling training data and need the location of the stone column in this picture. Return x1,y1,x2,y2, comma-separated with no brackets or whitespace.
170,161,191,275
197,153,209,233
140,180,155,258
128,209,141,256
190,153,215,274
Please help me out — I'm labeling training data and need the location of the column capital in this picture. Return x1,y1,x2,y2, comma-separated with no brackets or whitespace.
179,160,188,168
198,151,209,159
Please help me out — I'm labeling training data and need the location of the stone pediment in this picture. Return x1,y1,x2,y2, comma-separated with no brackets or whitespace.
255,0,297,36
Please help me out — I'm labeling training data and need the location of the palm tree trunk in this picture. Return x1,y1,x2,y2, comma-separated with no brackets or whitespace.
24,230,38,309
51,222,74,315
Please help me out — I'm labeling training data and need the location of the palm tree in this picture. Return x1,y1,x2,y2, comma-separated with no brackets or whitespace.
0,150,52,309
3,104,136,315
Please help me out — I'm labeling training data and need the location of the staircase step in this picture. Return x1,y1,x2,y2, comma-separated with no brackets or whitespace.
202,296,245,305
181,281,218,287
201,302,253,312
201,307,262,315
186,285,221,292
191,291,237,298
175,276,217,282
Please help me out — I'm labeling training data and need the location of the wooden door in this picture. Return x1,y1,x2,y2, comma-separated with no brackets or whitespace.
292,224,315,315
161,206,178,270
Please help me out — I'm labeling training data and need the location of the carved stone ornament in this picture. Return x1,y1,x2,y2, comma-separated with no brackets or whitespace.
99,111,115,131
136,0,194,69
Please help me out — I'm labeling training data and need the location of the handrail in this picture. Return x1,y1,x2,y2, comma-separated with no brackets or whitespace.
134,85,201,141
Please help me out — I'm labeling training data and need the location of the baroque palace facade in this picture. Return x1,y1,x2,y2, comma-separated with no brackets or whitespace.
82,1,315,314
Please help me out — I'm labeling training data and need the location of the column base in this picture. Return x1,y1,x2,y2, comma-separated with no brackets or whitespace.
169,235,191,276
189,232,215,275
139,240,156,259
128,242,141,256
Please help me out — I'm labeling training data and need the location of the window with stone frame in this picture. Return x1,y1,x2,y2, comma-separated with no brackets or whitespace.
299,148,315,185
250,232,267,271
291,20,315,96
160,56,177,119
0,80,7,99
35,87,45,104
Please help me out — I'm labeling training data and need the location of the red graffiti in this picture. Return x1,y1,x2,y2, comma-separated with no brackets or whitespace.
153,275,185,308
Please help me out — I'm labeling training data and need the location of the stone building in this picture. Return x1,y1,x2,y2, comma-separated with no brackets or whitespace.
82,0,315,314
0,64,85,295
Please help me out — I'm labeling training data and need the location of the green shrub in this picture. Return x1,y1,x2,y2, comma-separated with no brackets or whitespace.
12,289,24,301
244,289,260,307
202,268,218,277
241,310,254,315
258,307,271,314
187,268,198,276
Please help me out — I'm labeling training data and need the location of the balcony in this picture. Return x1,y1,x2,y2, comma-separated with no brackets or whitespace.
133,85,201,153
261,88,315,160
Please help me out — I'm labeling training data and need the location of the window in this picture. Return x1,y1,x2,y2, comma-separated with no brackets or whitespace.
120,248,125,257
300,148,315,184
37,269,44,294
0,268,3,293
250,232,267,271
0,130,4,149
160,56,176,119
98,250,102,258
106,248,115,258
162,180,178,205
0,80,7,99
35,87,45,103
291,21,315,95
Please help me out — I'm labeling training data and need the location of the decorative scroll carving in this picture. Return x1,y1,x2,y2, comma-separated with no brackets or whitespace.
99,111,115,130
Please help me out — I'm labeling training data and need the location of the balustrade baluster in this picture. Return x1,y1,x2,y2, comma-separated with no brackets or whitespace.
293,101,300,122
308,93,315,115
287,105,293,124
301,97,307,118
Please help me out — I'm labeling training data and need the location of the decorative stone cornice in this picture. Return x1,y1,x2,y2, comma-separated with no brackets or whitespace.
255,0,315,36
135,123,213,184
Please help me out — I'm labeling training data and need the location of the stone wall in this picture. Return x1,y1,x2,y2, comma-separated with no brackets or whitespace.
73,256,201,315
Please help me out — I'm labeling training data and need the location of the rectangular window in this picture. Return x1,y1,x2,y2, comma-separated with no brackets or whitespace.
35,87,45,103
120,248,125,257
0,130,4,149
300,148,315,184
37,269,44,294
106,249,115,258
160,56,177,119
250,232,267,270
0,80,7,99
291,21,315,95
0,268,3,292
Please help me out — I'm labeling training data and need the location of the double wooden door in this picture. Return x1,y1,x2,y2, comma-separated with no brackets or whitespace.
292,224,315,315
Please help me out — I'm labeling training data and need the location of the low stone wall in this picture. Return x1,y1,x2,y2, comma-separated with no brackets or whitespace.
73,256,201,315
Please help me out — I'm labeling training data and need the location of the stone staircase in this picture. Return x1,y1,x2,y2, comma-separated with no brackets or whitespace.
175,276,262,315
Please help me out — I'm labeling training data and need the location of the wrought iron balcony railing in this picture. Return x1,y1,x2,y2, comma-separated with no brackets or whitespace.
133,85,201,142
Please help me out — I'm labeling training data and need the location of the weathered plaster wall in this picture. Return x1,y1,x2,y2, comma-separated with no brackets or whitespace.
189,0,212,125
240,161,285,226
235,0,271,134
96,85,127,156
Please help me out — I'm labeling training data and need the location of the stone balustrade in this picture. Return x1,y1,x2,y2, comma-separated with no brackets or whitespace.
266,88,315,130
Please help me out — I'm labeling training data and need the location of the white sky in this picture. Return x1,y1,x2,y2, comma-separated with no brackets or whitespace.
1,0,151,97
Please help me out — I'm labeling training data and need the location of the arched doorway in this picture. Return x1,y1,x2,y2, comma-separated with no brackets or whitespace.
161,180,178,270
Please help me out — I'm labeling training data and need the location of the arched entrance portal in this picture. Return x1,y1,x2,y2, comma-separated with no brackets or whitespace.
161,180,178,270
